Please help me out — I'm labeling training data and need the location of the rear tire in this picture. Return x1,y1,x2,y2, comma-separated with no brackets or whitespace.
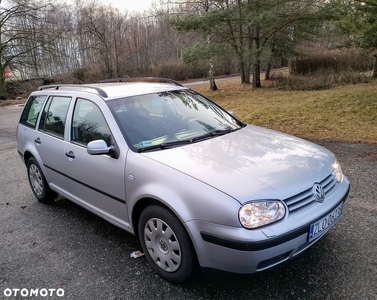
138,205,195,283
27,157,58,204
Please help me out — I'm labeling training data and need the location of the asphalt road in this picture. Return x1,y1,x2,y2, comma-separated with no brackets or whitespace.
0,105,376,300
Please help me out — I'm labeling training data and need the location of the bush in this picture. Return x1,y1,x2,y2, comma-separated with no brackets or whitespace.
271,70,371,91
290,49,374,75
148,61,195,81
6,78,44,99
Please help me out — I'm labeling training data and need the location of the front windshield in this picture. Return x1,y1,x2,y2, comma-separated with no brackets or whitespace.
108,89,242,150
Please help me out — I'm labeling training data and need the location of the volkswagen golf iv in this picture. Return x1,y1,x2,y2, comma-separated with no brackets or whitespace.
17,78,350,283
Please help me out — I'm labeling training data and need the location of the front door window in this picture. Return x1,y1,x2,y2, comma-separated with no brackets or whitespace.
71,98,111,146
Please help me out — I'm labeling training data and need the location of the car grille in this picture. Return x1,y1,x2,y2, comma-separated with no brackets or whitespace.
284,173,338,213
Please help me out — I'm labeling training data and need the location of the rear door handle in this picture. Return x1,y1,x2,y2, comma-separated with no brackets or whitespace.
65,151,75,159
35,137,41,144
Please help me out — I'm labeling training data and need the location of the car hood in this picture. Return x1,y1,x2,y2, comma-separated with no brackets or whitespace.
142,125,335,204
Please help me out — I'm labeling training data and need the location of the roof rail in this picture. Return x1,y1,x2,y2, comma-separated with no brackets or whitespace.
38,84,108,97
99,77,184,87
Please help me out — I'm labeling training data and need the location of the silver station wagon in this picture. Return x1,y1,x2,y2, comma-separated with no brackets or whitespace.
17,78,350,283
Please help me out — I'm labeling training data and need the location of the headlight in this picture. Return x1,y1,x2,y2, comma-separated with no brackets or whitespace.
239,201,285,229
333,158,343,182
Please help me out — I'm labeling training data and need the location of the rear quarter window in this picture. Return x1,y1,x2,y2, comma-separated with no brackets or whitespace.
19,95,47,128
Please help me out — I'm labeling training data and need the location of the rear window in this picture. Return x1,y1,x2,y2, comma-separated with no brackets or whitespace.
19,95,47,128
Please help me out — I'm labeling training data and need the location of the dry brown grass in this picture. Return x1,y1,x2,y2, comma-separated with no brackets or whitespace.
191,78,377,143
0,99,25,107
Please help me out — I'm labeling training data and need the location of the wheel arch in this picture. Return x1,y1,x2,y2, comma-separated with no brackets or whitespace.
132,197,198,261
23,150,34,165
132,197,185,239
22,149,49,183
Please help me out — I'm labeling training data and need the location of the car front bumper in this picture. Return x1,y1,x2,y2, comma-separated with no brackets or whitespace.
185,177,350,274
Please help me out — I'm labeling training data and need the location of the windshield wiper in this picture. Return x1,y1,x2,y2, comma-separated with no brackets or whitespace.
138,128,240,152
138,139,192,153
191,128,236,142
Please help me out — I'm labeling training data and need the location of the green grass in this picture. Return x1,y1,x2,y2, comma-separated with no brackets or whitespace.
191,79,377,143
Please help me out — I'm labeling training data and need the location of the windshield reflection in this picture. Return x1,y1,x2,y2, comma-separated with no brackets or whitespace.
108,90,242,150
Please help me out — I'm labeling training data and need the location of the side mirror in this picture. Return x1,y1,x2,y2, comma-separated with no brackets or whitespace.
87,140,111,155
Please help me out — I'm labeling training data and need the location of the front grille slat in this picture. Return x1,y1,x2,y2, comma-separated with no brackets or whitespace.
324,183,337,195
284,191,312,206
289,197,315,212
284,174,338,213
323,177,337,192
321,174,334,187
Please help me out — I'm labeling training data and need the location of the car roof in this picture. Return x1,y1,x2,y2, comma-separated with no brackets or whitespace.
37,78,187,100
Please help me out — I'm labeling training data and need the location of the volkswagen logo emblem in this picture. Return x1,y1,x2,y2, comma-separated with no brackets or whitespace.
313,183,325,202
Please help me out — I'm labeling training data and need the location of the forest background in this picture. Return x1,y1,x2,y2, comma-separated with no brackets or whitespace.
1,0,376,143
1,0,377,99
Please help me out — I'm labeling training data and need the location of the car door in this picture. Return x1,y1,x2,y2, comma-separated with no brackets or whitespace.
64,96,129,228
35,95,72,193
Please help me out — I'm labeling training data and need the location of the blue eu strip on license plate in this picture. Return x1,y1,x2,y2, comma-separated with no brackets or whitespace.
309,202,343,242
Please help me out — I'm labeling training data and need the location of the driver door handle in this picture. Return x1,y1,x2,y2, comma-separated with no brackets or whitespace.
65,151,75,159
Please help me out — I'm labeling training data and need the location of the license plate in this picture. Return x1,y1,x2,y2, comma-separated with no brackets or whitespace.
309,202,343,242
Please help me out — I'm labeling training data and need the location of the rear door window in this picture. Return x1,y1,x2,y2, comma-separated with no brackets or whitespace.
38,96,72,139
19,95,47,128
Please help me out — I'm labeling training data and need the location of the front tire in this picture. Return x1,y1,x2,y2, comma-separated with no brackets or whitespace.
138,205,195,283
27,157,58,204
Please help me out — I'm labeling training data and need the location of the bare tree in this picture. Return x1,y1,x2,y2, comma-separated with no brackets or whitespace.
0,0,62,99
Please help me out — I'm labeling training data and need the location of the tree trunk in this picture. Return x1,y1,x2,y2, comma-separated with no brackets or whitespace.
207,34,217,91
253,24,261,88
253,63,261,88
208,58,217,91
240,59,247,83
265,61,272,80
244,59,251,84
373,54,377,78
0,67,7,100
240,56,251,84
265,34,276,81
210,76,218,91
